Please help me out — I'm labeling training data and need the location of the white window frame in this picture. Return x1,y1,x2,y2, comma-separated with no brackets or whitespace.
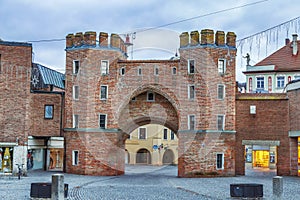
217,84,225,100
138,67,142,76
44,105,54,119
163,128,168,140
218,59,226,75
188,85,195,100
73,60,80,75
100,85,108,100
73,85,79,100
276,76,285,88
172,67,177,75
154,66,159,76
99,114,107,129
188,59,195,74
147,91,155,102
138,127,147,140
188,115,195,130
73,114,79,128
294,75,300,80
72,150,79,166
101,60,109,75
216,153,224,170
256,76,265,90
120,67,125,76
217,115,225,131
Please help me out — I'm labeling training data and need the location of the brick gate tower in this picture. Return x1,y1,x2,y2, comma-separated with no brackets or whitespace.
64,29,237,177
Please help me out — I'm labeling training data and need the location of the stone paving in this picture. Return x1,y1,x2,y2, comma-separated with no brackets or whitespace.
0,165,300,200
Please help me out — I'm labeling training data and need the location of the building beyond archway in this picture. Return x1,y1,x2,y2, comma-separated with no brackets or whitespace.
136,149,151,164
64,29,237,177
163,149,175,165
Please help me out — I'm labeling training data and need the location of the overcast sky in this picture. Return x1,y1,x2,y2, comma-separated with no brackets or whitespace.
0,0,299,81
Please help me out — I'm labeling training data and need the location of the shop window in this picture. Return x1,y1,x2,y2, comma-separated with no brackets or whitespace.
73,60,79,75
0,147,13,173
72,150,79,166
172,67,177,75
73,85,79,100
217,84,225,100
188,115,195,130
99,114,107,129
44,105,54,119
188,59,195,74
188,85,195,100
73,114,79,128
216,153,224,169
163,129,168,140
100,85,108,100
101,60,109,75
138,127,147,140
217,115,225,131
218,59,226,75
147,91,155,101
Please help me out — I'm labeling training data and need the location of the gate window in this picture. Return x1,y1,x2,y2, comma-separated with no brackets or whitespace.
44,105,54,119
99,114,107,129
138,127,147,139
163,129,168,140
188,115,195,130
188,59,195,74
216,153,224,169
72,150,79,166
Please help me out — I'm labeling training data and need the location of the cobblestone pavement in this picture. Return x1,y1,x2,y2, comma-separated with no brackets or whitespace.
1,165,300,200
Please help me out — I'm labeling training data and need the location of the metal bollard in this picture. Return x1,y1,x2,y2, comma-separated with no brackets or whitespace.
52,174,65,200
273,176,283,200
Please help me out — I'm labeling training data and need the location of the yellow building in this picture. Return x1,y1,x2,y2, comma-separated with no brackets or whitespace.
125,124,178,165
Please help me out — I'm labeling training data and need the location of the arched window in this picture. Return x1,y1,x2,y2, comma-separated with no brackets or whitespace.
288,76,292,83
249,77,253,93
268,76,272,93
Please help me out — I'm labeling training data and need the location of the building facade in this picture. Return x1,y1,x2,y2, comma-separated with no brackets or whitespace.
125,124,178,165
244,34,300,93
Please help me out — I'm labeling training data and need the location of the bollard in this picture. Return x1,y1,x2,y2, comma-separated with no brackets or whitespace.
273,176,283,200
52,174,64,200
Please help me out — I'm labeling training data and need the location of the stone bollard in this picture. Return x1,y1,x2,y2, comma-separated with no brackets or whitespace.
52,174,64,200
273,176,283,200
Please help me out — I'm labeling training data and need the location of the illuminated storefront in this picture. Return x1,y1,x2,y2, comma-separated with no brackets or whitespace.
298,137,300,176
245,145,277,169
0,147,13,173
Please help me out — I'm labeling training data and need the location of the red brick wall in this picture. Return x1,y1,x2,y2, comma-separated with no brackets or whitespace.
236,94,290,175
30,93,63,137
0,43,32,145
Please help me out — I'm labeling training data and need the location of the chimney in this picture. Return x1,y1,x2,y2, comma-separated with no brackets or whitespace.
215,31,225,46
66,33,74,48
200,29,214,45
226,32,236,47
179,32,189,47
190,31,199,46
285,38,290,46
74,32,83,47
99,32,108,47
84,31,96,46
111,33,120,48
292,34,298,56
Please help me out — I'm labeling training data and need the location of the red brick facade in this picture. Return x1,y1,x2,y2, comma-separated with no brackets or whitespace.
64,30,237,177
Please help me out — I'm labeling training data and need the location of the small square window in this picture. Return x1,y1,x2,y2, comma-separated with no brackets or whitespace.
217,115,225,131
73,85,79,100
172,67,177,75
101,60,109,75
147,92,155,101
188,115,195,130
139,127,146,139
44,105,54,119
163,129,168,140
218,59,226,75
73,60,80,74
217,84,225,100
216,153,224,169
188,85,195,99
277,76,285,88
100,85,108,100
73,114,79,128
188,60,195,74
72,150,79,166
99,114,107,129
131,97,136,101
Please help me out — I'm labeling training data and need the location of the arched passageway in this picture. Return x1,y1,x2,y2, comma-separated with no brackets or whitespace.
163,149,175,165
136,148,151,164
